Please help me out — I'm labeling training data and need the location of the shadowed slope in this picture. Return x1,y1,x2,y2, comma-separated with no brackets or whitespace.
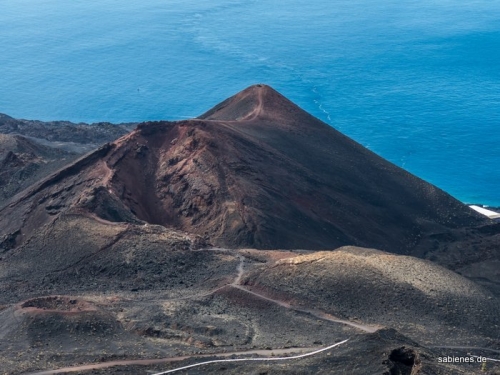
0,113,133,145
0,85,489,253
0,86,499,374
243,246,500,345
0,134,80,206
0,113,135,208
108,85,487,251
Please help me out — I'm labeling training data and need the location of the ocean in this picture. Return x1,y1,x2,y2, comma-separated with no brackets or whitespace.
1,0,499,205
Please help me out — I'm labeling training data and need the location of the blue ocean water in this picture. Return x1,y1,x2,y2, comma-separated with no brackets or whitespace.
1,0,499,205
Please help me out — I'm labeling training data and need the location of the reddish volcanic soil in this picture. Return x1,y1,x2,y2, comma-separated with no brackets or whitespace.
19,296,98,313
0,84,492,254
0,85,499,375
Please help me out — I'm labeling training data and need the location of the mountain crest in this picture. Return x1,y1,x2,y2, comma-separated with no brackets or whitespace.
0,85,486,252
199,84,307,123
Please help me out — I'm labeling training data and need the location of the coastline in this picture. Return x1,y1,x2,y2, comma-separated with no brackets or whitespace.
468,204,500,220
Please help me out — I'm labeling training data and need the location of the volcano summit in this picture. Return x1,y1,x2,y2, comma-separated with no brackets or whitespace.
0,85,499,374
0,85,489,252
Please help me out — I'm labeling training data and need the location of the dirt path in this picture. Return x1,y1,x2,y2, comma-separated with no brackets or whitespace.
23,250,376,375
190,248,380,333
231,284,379,333
129,249,242,305
241,85,264,121
22,247,497,374
149,339,349,375
227,251,381,333
23,344,345,375
231,254,245,286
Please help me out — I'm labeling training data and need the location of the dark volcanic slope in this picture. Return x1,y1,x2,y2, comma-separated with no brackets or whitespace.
0,134,80,206
0,85,489,253
1,86,499,375
244,246,500,345
0,113,135,207
0,113,134,145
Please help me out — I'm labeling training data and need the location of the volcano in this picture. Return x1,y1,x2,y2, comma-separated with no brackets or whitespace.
1,85,499,375
0,84,487,253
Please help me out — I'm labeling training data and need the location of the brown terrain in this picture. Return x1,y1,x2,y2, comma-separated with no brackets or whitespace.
0,85,499,374
0,114,134,206
0,113,134,146
0,134,78,205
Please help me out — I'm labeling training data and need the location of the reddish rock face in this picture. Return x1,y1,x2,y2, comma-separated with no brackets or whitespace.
0,85,486,252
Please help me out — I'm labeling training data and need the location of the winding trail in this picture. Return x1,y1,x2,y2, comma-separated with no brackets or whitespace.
22,249,376,374
189,248,380,332
150,252,245,303
226,251,380,333
133,250,244,304
231,285,379,333
185,248,379,332
18,248,413,375
242,85,264,121
190,85,264,123
231,253,245,286
150,339,349,375
21,346,328,375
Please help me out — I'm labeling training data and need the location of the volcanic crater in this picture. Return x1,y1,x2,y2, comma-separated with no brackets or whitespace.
0,85,499,374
